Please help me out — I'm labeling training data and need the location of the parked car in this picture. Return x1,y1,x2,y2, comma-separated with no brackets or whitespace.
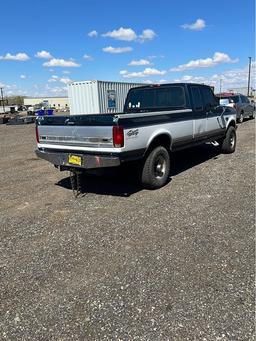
36,83,237,191
217,93,255,123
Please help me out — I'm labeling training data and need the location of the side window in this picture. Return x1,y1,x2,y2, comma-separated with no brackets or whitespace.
191,86,203,111
155,86,186,108
232,96,240,103
200,86,216,106
241,96,248,103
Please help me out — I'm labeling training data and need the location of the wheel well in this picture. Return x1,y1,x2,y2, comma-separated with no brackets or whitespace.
227,120,236,129
145,134,172,155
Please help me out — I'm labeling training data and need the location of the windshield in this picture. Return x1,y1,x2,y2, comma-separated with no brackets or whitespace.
219,99,230,106
220,96,239,103
125,86,186,113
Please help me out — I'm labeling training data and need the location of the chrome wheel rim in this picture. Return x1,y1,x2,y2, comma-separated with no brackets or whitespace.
230,132,235,148
154,156,166,179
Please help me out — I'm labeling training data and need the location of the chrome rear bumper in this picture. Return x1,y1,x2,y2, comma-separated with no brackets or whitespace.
35,149,120,170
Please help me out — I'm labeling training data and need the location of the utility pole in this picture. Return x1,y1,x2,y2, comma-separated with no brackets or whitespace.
247,56,252,97
219,78,222,94
0,87,5,113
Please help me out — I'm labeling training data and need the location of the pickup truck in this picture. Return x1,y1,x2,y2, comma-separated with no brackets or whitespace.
35,83,237,190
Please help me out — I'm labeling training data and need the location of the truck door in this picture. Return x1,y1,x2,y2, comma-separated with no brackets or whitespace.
200,86,223,134
190,85,207,140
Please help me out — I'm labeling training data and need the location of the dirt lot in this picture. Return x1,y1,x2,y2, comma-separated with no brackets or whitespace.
0,120,255,340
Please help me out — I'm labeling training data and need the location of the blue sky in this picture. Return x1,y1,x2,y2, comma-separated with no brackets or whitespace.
0,0,255,97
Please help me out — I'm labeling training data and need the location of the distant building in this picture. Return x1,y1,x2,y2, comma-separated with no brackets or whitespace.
227,87,256,98
24,97,69,109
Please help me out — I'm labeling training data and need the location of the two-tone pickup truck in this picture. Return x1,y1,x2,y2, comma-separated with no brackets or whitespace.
35,83,237,190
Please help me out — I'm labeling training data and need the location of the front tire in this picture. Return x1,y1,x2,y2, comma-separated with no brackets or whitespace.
220,126,236,154
250,111,255,119
141,146,170,189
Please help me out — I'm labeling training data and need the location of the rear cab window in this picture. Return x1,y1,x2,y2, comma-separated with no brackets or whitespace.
125,85,187,113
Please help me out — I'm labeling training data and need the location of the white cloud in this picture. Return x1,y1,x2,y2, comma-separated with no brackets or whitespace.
181,18,206,31
48,75,72,84
88,30,98,37
59,77,72,84
0,52,30,61
170,52,239,71
102,46,133,54
102,27,156,43
173,75,205,83
128,59,152,66
212,64,255,89
83,54,93,60
102,27,137,41
43,58,80,67
138,29,157,42
48,86,68,95
20,75,26,79
148,55,165,60
62,70,70,74
0,82,27,95
141,68,166,76
120,67,166,78
143,79,167,84
35,50,53,59
171,63,256,91
48,75,59,82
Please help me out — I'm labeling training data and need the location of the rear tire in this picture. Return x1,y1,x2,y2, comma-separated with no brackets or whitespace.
238,112,244,123
220,126,236,154
141,146,170,189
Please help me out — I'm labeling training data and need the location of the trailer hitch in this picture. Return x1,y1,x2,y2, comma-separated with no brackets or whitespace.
69,169,86,197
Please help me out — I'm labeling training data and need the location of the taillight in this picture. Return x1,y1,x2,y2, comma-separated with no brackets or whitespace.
36,125,39,143
113,126,124,148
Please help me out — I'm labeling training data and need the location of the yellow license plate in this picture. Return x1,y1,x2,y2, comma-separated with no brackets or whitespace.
68,155,82,166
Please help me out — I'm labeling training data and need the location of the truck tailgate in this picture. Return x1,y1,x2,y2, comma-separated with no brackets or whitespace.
36,114,117,150
36,114,123,169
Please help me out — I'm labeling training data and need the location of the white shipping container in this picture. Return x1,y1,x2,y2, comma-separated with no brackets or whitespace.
67,80,144,115
0,105,17,114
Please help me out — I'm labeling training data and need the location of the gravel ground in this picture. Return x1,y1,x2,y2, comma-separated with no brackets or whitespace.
0,120,255,340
